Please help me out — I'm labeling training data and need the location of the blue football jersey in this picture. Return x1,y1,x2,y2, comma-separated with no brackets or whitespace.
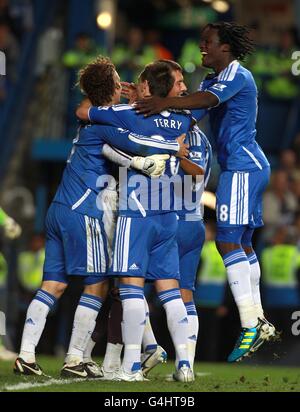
89,104,192,139
53,124,181,219
53,125,112,218
88,105,193,217
175,125,212,220
197,60,269,172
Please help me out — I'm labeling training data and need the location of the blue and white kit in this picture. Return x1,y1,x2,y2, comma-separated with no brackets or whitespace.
44,122,181,284
88,104,193,280
195,60,270,242
88,104,193,218
176,126,212,290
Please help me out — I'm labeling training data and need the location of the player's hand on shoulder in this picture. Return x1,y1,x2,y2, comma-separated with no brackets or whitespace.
76,98,92,121
134,96,166,116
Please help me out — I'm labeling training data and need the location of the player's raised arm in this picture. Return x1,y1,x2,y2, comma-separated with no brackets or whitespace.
76,100,133,128
76,98,91,121
134,91,219,116
121,81,138,104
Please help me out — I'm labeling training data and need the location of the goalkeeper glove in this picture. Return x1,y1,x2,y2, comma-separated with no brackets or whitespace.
130,154,170,177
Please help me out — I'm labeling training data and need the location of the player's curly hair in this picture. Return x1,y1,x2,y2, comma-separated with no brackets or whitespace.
204,22,255,60
78,56,117,106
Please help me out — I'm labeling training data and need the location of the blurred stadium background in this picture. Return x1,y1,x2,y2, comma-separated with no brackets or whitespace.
0,0,299,367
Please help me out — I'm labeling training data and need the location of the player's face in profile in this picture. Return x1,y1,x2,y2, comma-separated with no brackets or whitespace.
112,70,122,104
168,70,187,97
199,27,224,69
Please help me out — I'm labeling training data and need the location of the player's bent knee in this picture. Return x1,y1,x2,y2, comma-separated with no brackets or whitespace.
242,244,254,255
180,288,193,303
120,276,145,288
241,227,254,253
216,226,245,244
215,240,242,256
155,278,179,293
84,279,109,299
41,280,67,298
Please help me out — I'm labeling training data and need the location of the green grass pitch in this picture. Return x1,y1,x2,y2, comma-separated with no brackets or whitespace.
0,357,300,392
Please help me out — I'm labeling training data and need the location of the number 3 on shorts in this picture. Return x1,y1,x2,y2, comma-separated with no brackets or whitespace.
219,204,228,222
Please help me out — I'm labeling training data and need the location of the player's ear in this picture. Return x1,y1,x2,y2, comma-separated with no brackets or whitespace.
221,43,231,53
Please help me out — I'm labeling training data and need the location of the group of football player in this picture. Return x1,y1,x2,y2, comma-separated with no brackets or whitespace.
14,22,278,383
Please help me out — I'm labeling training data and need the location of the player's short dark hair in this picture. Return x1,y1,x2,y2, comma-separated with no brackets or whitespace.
78,56,117,106
203,22,255,60
138,60,183,97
